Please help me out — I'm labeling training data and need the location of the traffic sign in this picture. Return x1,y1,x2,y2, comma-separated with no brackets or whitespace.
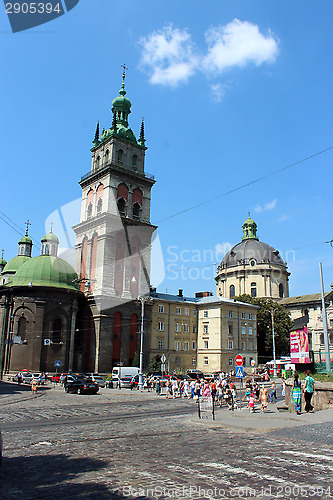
54,360,61,367
161,354,166,363
251,359,256,367
235,354,243,366
44,339,51,346
161,363,166,372
235,366,244,378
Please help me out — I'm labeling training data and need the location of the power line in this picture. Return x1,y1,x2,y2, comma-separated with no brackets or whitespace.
155,146,333,224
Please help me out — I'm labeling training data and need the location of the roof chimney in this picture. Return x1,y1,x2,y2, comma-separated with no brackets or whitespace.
178,289,183,297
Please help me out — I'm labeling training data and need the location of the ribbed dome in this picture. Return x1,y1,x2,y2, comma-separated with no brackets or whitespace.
11,255,79,290
221,239,284,268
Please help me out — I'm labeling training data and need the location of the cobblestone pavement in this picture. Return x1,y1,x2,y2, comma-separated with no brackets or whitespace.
1,382,333,500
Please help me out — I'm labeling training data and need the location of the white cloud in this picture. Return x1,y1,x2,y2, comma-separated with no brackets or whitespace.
254,198,278,213
139,20,279,88
204,19,279,73
139,25,196,87
210,83,227,102
215,242,232,260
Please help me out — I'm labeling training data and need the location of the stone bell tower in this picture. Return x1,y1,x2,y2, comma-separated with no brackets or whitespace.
73,68,156,372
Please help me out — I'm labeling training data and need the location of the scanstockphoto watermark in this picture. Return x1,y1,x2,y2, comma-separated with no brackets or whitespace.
3,0,80,33
166,244,296,282
122,484,333,499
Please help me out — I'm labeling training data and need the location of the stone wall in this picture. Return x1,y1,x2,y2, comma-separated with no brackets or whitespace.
285,378,333,411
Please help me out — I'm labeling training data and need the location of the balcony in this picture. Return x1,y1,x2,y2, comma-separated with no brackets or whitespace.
81,162,155,182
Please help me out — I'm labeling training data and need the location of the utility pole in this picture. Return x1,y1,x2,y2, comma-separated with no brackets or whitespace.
271,309,277,378
319,262,331,373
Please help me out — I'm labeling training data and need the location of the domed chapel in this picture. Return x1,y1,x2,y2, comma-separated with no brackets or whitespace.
0,226,83,373
215,215,290,300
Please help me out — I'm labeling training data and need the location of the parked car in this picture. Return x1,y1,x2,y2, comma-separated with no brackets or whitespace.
90,375,106,388
64,375,99,395
50,373,67,383
12,372,33,384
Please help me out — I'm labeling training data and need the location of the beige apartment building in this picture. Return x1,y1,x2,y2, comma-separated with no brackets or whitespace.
196,296,259,373
149,289,199,373
149,289,258,374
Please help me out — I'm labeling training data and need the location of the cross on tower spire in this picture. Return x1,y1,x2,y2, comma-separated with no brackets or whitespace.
24,219,31,236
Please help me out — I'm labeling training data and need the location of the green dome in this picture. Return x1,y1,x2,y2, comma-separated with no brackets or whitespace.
0,258,7,267
41,232,59,243
19,235,32,244
112,94,131,110
2,255,31,275
11,255,79,291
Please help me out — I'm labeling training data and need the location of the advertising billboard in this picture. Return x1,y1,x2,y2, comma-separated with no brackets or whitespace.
290,327,310,364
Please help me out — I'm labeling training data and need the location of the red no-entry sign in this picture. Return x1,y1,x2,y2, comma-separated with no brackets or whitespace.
235,355,244,366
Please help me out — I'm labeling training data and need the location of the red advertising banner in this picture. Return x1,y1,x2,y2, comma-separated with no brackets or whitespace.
290,327,310,364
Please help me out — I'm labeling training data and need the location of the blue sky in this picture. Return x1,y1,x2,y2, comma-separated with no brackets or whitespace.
1,0,333,298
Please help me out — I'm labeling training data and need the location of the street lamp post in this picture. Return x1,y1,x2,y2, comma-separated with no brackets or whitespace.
137,295,153,391
271,309,277,378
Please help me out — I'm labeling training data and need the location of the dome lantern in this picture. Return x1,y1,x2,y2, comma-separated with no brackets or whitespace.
41,224,59,257
242,213,258,241
18,220,33,257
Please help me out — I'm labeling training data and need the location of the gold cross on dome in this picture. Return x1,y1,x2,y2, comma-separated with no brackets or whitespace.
24,219,31,235
121,63,128,77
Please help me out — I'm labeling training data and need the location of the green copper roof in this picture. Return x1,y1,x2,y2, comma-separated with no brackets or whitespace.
0,257,7,267
92,73,142,150
11,255,79,291
242,215,258,241
19,235,32,244
41,232,59,243
2,255,31,275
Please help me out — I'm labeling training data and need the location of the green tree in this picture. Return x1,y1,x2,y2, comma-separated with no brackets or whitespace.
148,355,161,372
235,294,293,364
131,351,139,367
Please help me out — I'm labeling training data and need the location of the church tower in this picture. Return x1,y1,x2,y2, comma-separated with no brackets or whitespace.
73,69,156,372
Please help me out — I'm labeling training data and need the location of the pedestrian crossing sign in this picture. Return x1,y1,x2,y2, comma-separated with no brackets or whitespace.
235,366,244,378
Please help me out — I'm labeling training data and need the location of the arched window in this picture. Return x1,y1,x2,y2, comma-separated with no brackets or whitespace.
229,284,235,298
86,189,94,219
52,318,62,344
20,246,24,255
95,156,100,168
105,149,109,163
44,244,50,255
279,283,284,298
129,313,138,365
80,238,88,292
18,316,27,337
133,202,140,219
96,198,103,214
87,202,93,218
90,234,98,291
251,282,257,298
117,198,126,216
117,149,124,163
132,155,138,169
112,311,122,363
50,245,56,256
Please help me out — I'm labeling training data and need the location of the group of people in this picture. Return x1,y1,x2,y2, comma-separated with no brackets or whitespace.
152,374,278,413
291,370,316,414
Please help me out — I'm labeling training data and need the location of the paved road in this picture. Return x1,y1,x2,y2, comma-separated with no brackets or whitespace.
1,382,333,500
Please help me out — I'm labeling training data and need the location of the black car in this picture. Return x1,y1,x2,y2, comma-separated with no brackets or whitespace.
64,376,99,395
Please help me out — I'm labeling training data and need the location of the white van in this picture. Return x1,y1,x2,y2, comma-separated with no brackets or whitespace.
112,366,139,380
